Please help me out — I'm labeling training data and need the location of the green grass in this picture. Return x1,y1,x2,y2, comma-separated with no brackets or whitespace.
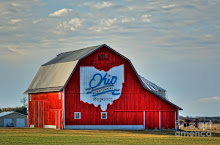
0,128,219,145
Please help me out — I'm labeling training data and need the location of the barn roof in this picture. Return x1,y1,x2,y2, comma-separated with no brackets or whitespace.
139,75,166,98
25,45,104,94
25,44,182,110
139,76,166,92
25,61,78,93
0,111,27,118
42,45,102,66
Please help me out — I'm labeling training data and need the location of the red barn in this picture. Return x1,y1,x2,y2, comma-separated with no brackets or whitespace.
25,44,182,130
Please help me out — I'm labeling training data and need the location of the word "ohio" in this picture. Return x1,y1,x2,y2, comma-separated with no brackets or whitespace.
89,73,117,89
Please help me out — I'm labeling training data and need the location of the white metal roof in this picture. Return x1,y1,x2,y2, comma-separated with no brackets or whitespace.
139,75,166,99
25,61,78,93
0,111,27,118
0,111,14,118
43,45,102,66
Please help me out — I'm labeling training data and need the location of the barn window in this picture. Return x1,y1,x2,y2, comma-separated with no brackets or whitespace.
74,112,81,119
98,54,109,60
30,94,31,101
59,92,61,100
101,112,107,119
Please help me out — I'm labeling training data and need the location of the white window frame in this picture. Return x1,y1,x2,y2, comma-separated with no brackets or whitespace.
101,112,107,119
74,112,81,119
30,94,31,101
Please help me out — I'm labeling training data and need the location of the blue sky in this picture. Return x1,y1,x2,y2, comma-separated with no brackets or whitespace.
0,0,219,117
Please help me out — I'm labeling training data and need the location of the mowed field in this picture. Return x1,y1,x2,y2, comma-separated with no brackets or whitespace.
0,128,219,145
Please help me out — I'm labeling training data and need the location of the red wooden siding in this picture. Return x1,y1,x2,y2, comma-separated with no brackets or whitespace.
161,111,176,129
28,92,63,129
145,112,159,129
65,46,178,129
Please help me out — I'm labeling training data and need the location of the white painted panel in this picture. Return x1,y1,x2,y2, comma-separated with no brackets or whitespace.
80,65,124,111
30,124,34,128
44,125,56,129
16,118,25,127
4,119,12,127
65,125,144,130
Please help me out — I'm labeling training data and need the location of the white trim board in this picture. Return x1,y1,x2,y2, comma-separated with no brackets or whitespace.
65,125,144,130
63,90,65,129
44,125,56,129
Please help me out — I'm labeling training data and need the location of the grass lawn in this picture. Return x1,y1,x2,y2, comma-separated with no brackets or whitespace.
0,128,219,145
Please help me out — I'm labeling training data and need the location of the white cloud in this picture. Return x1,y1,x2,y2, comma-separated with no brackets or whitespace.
94,1,113,9
57,18,83,31
9,19,22,24
89,18,117,32
141,15,151,22
121,17,135,23
49,8,72,17
198,96,220,102
11,3,20,7
127,6,134,11
162,4,176,9
7,46,18,53
32,18,42,24
204,34,213,39
101,18,117,27
79,1,113,9
6,45,27,55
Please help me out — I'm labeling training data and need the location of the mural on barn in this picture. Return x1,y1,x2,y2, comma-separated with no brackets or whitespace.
80,65,124,111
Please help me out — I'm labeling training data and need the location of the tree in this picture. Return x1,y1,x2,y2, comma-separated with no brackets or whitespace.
20,97,27,108
19,97,28,115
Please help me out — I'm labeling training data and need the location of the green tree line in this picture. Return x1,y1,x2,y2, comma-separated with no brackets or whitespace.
0,97,27,115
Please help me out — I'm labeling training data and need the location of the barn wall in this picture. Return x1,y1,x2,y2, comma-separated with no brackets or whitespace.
65,46,178,129
28,92,63,129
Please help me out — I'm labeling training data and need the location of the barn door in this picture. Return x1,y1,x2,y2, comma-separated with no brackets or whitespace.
29,101,35,127
39,101,44,128
55,110,61,129
34,101,38,128
34,101,44,128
